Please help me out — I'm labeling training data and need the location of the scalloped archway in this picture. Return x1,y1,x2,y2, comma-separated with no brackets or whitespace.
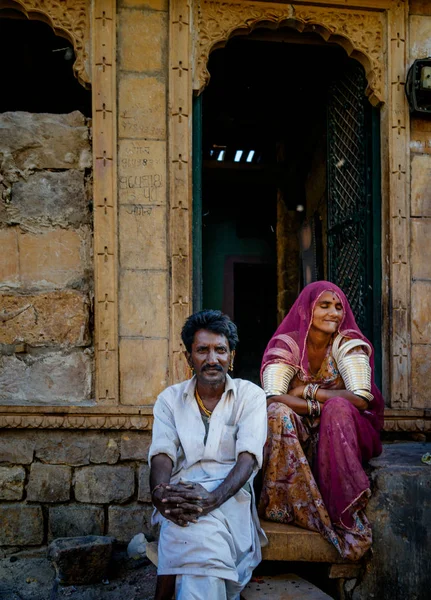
0,0,90,87
193,1,385,107
169,0,412,414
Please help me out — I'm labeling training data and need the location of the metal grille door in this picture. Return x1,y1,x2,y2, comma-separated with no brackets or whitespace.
327,60,373,338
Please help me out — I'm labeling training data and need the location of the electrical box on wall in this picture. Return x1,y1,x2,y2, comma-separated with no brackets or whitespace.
406,58,431,115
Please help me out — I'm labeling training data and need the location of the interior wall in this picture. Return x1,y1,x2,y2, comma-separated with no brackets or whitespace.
201,35,347,318
276,193,300,324
201,36,350,381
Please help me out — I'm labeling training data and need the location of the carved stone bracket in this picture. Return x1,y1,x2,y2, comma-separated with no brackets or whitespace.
193,0,385,106
1,0,91,87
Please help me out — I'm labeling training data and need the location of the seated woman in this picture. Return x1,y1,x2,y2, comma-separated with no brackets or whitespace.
258,281,383,561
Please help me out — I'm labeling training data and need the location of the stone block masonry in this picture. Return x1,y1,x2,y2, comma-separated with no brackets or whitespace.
74,465,135,504
48,505,105,541
0,429,154,548
0,111,93,405
117,0,170,405
353,443,431,600
0,466,25,500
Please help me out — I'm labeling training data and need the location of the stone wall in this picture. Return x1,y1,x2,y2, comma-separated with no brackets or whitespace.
354,443,431,600
409,4,431,410
0,111,93,404
0,429,154,549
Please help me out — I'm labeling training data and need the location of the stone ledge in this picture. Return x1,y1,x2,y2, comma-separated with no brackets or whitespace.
0,406,154,430
369,441,431,469
0,406,430,432
383,409,431,432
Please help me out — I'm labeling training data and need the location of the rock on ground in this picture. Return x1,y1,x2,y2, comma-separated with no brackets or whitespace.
0,555,157,600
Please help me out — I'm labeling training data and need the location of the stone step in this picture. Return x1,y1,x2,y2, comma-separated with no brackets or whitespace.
260,520,343,563
242,574,333,599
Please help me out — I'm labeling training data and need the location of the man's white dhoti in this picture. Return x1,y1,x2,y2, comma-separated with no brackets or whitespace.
158,488,260,581
149,375,267,598
175,575,238,600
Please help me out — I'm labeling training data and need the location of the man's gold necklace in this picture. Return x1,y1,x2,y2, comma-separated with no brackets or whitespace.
195,388,212,418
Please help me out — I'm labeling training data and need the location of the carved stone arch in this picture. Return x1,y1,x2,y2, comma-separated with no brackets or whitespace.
193,0,385,107
0,0,90,88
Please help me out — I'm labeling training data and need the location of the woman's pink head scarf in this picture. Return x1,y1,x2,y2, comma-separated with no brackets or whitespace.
261,281,384,430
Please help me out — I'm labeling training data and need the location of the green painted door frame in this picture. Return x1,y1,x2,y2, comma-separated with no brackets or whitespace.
192,94,203,311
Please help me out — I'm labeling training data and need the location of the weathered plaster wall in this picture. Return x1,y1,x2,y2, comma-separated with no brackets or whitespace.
0,112,93,404
117,0,170,405
409,3,431,410
0,429,153,548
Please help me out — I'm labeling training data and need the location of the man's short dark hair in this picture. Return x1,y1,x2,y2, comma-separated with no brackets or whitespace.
181,309,239,353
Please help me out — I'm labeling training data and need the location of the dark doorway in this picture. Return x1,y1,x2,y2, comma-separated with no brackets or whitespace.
196,31,381,384
0,13,91,115
233,262,277,383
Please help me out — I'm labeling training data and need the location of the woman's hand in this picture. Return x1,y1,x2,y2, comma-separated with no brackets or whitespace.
267,396,279,408
289,385,306,398
152,482,203,527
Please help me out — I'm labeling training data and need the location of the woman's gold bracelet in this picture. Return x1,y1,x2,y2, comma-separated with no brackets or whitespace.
303,383,320,401
306,397,320,419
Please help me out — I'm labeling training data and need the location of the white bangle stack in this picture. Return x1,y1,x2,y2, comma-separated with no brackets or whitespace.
262,363,298,398
332,335,374,404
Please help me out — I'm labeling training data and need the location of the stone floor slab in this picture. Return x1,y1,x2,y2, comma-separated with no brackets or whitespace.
369,441,431,468
242,574,333,599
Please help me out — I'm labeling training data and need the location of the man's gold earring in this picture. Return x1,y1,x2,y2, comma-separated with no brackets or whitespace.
229,356,235,372
189,364,195,377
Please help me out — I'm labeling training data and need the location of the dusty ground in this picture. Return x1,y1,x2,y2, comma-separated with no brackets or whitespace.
0,554,339,600
0,551,157,600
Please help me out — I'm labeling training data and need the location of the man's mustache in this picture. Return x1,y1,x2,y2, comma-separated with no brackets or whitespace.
202,365,223,372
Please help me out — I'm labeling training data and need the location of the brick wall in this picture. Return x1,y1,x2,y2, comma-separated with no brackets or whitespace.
0,111,93,403
409,13,431,409
0,429,154,549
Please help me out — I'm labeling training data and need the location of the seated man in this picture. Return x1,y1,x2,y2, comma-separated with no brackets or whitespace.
149,309,267,600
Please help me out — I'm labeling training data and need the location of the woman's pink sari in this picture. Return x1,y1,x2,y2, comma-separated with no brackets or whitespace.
259,281,384,560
